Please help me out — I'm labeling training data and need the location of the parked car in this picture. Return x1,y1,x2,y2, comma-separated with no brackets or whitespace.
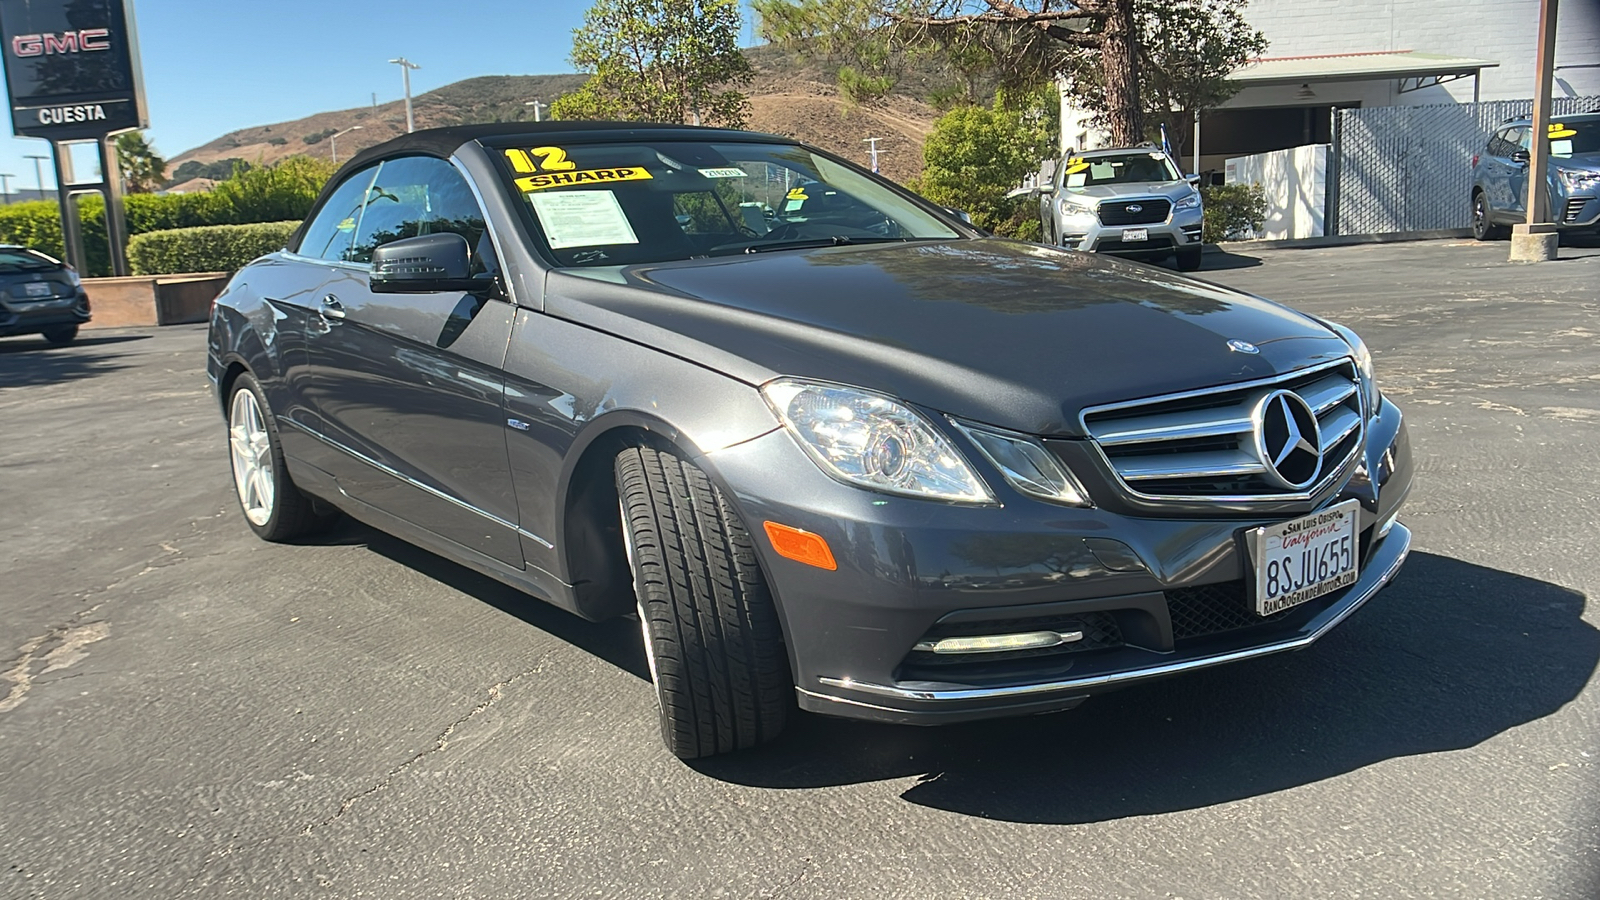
0,245,90,344
1471,112,1600,240
1031,145,1206,270
208,123,1412,759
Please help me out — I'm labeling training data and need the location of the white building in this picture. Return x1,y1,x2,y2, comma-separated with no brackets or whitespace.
1062,0,1600,175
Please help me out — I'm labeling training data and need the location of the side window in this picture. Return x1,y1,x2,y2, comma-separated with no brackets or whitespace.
297,165,379,261
347,156,488,267
1513,127,1532,152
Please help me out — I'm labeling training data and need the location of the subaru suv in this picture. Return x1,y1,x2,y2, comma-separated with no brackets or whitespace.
0,245,90,345
1471,113,1600,240
1034,146,1205,270
209,122,1410,759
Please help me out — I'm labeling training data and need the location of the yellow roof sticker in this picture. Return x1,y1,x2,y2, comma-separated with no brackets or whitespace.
517,166,653,192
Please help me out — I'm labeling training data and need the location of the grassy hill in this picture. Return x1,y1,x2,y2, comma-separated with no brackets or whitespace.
166,47,945,188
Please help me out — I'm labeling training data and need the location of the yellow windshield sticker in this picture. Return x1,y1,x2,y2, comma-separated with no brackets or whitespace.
786,187,808,200
517,167,654,192
1548,123,1577,139
336,217,355,232
505,147,578,173
1065,161,1090,174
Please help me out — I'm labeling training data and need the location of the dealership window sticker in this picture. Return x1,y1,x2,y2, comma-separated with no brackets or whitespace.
528,190,639,248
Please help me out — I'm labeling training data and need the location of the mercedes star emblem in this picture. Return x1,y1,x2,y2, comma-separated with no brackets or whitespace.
1254,390,1323,490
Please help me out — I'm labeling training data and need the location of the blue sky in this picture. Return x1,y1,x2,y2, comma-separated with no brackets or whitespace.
0,0,759,193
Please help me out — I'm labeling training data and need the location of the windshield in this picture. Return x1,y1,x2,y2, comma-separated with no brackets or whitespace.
491,139,961,267
1063,153,1181,188
0,248,61,272
1549,120,1600,157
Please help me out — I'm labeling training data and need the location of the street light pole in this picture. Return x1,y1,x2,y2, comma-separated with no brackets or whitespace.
864,137,881,173
25,154,48,200
0,174,12,204
329,125,363,165
524,100,547,122
388,57,421,133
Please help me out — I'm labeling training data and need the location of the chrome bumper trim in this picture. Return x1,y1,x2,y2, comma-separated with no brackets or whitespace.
816,523,1411,704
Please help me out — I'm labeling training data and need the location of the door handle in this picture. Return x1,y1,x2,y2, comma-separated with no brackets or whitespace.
319,294,346,320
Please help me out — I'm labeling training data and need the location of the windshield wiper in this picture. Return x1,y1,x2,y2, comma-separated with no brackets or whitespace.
709,236,915,256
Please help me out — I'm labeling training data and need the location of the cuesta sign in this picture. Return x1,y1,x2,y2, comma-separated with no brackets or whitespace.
0,0,146,140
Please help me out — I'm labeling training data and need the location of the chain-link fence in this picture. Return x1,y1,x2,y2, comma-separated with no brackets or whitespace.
1332,96,1600,235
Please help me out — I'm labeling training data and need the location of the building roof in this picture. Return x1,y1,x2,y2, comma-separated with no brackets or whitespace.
1229,50,1499,87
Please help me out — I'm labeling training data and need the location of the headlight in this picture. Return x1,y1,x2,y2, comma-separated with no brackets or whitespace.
953,421,1091,507
64,267,81,286
1326,321,1381,416
763,380,993,503
1059,197,1098,224
1174,192,1201,211
1557,169,1600,193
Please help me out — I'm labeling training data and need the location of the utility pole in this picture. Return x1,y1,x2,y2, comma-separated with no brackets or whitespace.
372,92,378,109
1511,0,1560,262
864,137,881,174
524,99,547,122
388,57,421,133
0,174,12,204
25,154,48,201
329,125,363,165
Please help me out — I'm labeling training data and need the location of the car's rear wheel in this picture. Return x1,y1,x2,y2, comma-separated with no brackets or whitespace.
1472,191,1508,241
1176,246,1204,271
41,325,77,345
227,373,334,541
615,444,790,759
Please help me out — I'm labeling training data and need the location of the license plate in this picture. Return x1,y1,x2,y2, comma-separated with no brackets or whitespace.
1122,227,1148,242
22,282,52,297
1250,499,1360,616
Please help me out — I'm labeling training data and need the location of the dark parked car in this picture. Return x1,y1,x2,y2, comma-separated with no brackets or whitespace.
1471,112,1600,240
0,245,90,344
208,123,1412,758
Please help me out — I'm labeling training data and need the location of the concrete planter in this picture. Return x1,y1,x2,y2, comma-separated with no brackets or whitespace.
81,272,231,329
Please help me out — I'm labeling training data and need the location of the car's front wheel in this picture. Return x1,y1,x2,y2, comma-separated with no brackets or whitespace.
616,444,790,759
1176,246,1204,271
1472,190,1508,241
227,373,335,541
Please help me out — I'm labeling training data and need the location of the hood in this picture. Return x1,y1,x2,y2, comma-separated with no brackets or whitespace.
1059,181,1192,203
542,239,1351,436
1553,151,1600,172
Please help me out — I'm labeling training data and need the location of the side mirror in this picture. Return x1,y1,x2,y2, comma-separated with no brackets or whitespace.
942,206,974,224
370,233,479,293
1185,174,1202,186
1511,149,1530,164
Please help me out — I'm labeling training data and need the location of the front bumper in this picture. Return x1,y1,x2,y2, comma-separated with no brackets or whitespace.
703,396,1413,726
0,290,91,337
1058,203,1204,256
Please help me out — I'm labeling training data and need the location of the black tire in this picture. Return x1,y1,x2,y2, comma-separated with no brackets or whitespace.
41,325,77,345
616,445,790,759
1176,246,1204,271
227,373,336,542
1472,190,1508,241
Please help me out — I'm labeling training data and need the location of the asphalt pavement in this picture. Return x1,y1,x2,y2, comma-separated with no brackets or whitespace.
2,238,1598,899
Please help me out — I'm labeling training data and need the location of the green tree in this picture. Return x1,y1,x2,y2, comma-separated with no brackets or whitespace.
551,0,754,128
758,0,1265,148
910,91,1055,239
116,131,166,194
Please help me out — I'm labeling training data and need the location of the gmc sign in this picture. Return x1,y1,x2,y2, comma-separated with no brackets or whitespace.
12,29,113,56
0,0,146,140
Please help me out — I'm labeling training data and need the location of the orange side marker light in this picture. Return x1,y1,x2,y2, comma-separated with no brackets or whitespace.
763,522,837,571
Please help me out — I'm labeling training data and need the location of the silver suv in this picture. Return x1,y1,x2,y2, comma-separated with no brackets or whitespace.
1034,146,1205,270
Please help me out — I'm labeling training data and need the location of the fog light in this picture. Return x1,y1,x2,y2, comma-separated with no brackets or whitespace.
914,630,1084,655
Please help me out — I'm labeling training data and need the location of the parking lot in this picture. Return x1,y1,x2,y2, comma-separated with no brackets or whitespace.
2,239,1598,899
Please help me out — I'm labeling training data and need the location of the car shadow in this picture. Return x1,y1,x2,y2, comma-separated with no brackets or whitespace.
0,334,149,388
309,521,1598,824
1195,248,1264,270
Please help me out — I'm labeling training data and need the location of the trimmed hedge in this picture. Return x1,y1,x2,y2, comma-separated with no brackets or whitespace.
127,221,299,276
1200,183,1268,243
0,156,333,276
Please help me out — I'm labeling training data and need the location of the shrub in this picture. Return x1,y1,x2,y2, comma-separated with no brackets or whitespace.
910,95,1055,240
267,136,288,146
304,128,336,145
127,221,299,275
207,155,335,224
1200,182,1267,243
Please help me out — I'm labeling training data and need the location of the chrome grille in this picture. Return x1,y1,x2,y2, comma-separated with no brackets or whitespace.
1081,360,1365,502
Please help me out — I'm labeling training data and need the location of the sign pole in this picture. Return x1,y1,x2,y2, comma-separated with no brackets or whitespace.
1510,0,1560,262
49,141,87,273
98,135,129,276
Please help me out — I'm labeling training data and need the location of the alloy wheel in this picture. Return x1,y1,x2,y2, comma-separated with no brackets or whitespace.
229,388,276,526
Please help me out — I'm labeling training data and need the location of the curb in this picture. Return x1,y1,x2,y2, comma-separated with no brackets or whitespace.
1209,229,1473,253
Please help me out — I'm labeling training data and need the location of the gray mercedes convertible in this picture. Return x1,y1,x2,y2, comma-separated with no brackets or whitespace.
207,123,1412,758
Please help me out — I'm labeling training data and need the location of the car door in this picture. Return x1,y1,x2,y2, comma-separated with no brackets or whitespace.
1506,127,1531,221
303,154,523,567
